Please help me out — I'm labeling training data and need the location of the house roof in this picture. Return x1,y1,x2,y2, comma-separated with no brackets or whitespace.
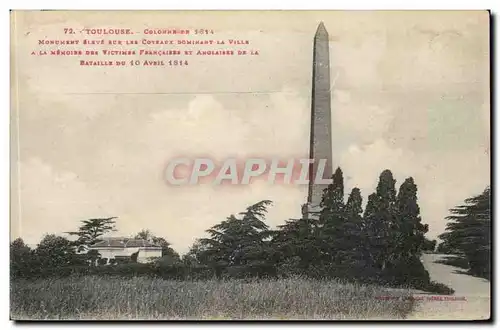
89,237,162,249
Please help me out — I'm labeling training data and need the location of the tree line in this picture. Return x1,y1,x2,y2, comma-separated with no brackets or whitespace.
10,220,181,278
12,167,484,293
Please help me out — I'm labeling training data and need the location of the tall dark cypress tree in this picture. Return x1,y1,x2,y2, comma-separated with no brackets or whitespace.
318,167,346,265
363,170,397,271
344,187,365,266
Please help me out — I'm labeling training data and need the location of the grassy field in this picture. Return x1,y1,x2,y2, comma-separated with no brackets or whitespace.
10,276,416,320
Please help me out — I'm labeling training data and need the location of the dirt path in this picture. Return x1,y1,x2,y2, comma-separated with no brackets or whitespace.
406,254,491,320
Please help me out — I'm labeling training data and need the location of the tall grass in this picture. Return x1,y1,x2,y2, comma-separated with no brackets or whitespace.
11,276,415,320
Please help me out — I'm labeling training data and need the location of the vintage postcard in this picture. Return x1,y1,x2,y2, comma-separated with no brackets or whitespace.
10,10,491,320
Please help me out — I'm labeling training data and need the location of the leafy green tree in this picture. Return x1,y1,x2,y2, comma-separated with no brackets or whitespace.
439,186,491,278
271,169,366,279
10,238,34,278
66,217,117,246
270,215,317,275
35,234,79,269
394,177,429,258
10,238,30,258
183,239,212,266
199,200,273,276
390,177,430,285
317,168,346,265
135,229,154,240
343,187,365,265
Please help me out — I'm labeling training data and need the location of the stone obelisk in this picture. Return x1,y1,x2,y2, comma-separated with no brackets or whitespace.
303,22,333,218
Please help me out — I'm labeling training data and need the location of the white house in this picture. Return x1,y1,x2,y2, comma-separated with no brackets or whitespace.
88,237,163,264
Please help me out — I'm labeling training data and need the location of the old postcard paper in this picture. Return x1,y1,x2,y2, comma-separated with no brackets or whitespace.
10,10,491,320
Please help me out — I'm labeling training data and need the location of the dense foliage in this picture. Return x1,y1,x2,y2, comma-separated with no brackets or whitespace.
10,168,466,294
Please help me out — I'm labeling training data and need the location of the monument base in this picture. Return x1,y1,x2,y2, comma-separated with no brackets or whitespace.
301,202,323,220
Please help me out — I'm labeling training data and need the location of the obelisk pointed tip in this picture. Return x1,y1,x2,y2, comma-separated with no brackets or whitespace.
315,22,328,38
